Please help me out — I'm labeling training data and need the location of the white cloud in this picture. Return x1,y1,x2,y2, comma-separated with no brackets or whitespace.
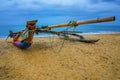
0,0,120,12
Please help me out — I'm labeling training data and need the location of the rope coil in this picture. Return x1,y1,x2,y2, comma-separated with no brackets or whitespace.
68,21,78,27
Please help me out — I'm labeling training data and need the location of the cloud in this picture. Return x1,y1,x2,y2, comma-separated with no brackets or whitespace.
84,1,120,12
0,0,120,12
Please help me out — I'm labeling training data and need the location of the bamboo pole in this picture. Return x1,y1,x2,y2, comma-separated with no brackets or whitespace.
47,16,115,29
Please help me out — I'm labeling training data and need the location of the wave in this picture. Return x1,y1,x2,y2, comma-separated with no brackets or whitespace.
80,31,120,35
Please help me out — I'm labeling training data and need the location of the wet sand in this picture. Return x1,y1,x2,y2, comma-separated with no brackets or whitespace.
0,34,120,80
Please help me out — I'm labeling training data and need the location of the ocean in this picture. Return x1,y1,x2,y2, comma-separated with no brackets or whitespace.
0,25,120,38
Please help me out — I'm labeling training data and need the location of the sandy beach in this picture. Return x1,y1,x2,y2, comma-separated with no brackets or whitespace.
0,34,120,80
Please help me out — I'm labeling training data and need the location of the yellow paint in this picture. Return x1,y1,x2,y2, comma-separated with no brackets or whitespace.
17,36,23,41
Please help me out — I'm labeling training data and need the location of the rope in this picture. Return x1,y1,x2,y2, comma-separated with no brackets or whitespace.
48,21,77,53
68,21,77,34
49,26,70,53
49,34,64,53
68,21,74,26
68,21,78,27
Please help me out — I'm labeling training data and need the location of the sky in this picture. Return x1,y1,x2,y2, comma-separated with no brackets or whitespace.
0,0,120,26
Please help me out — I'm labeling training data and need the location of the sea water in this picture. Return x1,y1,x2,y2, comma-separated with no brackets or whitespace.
0,24,120,38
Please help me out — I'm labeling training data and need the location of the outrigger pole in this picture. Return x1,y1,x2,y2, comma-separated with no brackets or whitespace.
46,16,115,29
35,16,115,43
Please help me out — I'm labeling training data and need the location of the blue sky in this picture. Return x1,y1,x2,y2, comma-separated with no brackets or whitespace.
0,0,120,26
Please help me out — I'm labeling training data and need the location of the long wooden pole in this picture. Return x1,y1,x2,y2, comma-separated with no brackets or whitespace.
47,16,115,29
